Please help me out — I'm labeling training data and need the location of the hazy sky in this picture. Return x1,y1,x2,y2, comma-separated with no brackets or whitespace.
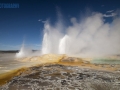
0,0,120,50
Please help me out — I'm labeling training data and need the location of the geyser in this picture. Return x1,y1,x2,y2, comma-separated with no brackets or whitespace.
16,44,32,58
59,35,70,54
41,32,51,54
16,11,120,58
41,12,120,57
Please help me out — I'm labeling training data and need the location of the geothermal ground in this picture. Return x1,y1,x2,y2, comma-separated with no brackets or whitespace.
1,64,120,90
0,52,120,90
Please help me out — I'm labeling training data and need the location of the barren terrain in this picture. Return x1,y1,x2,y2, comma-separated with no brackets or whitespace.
0,52,120,89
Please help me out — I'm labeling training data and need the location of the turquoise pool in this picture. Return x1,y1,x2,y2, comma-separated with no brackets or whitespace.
91,58,120,64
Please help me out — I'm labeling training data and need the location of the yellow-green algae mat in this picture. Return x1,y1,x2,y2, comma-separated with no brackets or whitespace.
0,54,119,86
0,67,28,86
0,54,65,86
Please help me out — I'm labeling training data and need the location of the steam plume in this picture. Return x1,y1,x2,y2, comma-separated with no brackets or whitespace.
16,10,120,58
42,11,120,57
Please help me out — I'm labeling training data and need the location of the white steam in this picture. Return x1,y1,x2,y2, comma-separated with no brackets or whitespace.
42,12,120,57
16,11,120,58
59,35,70,54
16,43,32,58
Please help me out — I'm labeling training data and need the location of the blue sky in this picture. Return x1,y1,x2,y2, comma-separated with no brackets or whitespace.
0,0,120,50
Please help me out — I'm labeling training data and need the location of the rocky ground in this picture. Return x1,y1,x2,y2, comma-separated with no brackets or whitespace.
0,64,120,90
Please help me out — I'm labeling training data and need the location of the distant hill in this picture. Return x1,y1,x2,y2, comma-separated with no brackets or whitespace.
0,50,39,53
0,50,19,53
